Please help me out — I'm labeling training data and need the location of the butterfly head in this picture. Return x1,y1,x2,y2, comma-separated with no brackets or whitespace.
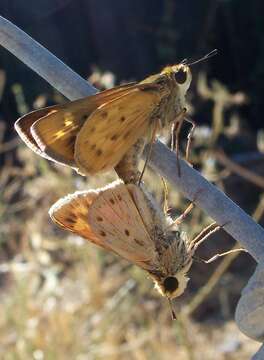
160,272,191,320
162,63,192,94
155,269,191,300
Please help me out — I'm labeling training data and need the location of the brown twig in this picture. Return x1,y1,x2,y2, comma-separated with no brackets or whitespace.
215,149,264,190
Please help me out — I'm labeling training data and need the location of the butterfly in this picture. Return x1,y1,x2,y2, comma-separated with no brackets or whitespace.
15,64,192,177
49,180,203,317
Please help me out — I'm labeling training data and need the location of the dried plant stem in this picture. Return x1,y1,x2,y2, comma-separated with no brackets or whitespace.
215,149,264,190
1,15,264,263
176,315,195,360
183,243,242,316
0,137,19,153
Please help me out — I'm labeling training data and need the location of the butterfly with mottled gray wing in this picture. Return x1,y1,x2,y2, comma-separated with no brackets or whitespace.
49,180,214,318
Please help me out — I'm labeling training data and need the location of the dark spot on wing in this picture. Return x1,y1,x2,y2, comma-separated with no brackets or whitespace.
134,238,144,246
125,229,130,236
111,134,118,141
110,198,115,205
65,217,76,224
100,231,106,237
120,116,126,122
96,216,103,222
96,149,102,156
117,195,122,201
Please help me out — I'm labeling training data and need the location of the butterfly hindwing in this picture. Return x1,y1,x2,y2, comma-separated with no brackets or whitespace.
15,106,58,160
75,86,161,174
49,188,110,249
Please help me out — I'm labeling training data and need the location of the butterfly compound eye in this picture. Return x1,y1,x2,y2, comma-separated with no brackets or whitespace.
174,69,187,84
164,276,179,293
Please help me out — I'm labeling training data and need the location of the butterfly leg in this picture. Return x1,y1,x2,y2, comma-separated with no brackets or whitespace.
188,222,221,254
187,221,246,263
202,247,247,263
184,117,196,165
173,202,195,225
115,138,145,184
167,188,204,227
171,108,186,176
160,176,169,214
138,119,159,185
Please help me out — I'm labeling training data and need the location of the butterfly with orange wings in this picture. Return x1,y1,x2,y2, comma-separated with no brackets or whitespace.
49,180,227,318
15,63,193,177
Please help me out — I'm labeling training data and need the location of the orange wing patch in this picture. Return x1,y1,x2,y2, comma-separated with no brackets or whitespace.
49,189,110,249
31,109,85,166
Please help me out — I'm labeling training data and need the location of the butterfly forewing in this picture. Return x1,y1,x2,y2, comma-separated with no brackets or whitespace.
127,184,165,235
88,183,157,268
75,87,161,174
15,83,135,166
18,83,137,167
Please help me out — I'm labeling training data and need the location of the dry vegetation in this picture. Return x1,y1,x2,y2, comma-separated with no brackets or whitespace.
0,71,263,359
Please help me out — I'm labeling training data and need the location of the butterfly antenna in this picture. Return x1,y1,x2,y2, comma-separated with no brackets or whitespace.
167,297,177,320
187,49,218,67
138,120,159,185
180,58,188,65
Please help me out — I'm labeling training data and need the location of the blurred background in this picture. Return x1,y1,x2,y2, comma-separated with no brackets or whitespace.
0,1,264,359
